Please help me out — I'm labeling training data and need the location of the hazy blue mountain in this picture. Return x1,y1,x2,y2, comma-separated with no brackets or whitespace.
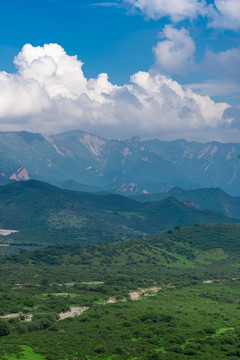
131,187,240,219
145,139,240,195
0,130,240,195
60,179,103,193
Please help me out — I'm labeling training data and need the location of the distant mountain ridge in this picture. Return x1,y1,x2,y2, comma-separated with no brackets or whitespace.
132,187,240,219
0,180,238,246
0,130,240,195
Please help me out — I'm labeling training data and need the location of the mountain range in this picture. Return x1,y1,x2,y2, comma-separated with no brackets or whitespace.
0,129,240,195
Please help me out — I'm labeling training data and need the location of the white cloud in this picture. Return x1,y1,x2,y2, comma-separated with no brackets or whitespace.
129,71,229,129
153,26,195,75
186,80,240,97
202,47,240,80
183,46,240,99
0,43,231,139
124,0,240,30
124,0,208,21
15,43,88,100
210,0,240,30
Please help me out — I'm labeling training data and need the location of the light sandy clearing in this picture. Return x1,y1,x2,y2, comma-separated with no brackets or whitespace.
81,281,104,285
64,282,76,286
0,229,19,236
0,313,32,322
99,297,122,305
52,293,69,296
203,278,239,284
1,313,20,319
42,293,69,296
148,286,162,292
129,291,145,300
129,286,162,300
106,297,119,304
23,315,33,322
59,306,89,320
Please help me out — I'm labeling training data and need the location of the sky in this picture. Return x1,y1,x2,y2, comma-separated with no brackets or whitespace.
0,0,240,142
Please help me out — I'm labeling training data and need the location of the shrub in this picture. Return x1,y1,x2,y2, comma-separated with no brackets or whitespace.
27,321,41,332
168,345,183,353
147,353,161,360
184,349,197,356
0,320,10,336
122,321,132,327
204,327,215,334
94,347,105,354
16,323,28,334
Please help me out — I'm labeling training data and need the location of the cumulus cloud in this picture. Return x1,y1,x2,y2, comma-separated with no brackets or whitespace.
153,26,195,75
0,43,231,139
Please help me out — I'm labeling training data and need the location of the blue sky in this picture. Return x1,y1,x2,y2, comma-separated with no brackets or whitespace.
0,0,154,79
0,0,240,141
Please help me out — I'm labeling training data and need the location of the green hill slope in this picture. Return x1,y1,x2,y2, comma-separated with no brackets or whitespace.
9,223,240,267
0,180,239,246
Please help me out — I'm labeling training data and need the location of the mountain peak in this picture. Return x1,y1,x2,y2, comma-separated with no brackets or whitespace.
10,166,30,181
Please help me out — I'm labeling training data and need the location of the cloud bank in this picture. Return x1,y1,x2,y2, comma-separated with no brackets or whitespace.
0,43,232,139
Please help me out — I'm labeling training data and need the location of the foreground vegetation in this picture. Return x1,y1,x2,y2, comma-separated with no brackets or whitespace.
0,223,240,359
